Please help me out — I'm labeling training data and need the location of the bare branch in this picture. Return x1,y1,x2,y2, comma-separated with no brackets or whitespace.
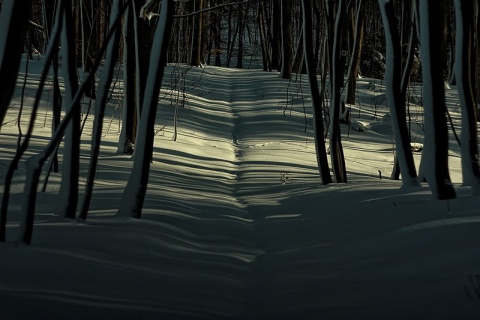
174,0,251,18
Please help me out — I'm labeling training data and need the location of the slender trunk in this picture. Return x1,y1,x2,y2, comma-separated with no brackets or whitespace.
378,0,419,187
280,0,293,79
118,3,137,152
301,0,332,184
57,1,81,219
328,0,347,183
345,1,365,105
257,2,270,71
236,2,245,68
80,0,123,220
271,0,282,70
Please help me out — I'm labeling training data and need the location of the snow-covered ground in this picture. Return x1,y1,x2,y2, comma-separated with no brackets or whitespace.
0,59,480,319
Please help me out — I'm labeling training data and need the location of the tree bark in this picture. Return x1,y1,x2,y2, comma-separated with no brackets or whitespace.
378,0,419,187
327,0,348,183
118,3,138,152
301,0,332,185
57,1,81,219
454,0,480,193
271,0,282,71
280,0,293,79
80,0,123,220
345,1,365,105
117,0,175,219
0,0,33,125
418,0,456,200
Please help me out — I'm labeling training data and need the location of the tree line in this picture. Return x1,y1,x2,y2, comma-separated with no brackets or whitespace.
0,0,480,244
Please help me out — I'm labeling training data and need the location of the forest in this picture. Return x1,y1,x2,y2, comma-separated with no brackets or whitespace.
1,0,480,318
2,0,480,240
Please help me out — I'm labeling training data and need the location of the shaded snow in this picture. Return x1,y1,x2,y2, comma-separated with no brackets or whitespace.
0,60,479,319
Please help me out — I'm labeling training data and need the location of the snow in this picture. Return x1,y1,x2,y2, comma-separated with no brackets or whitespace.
0,58,480,318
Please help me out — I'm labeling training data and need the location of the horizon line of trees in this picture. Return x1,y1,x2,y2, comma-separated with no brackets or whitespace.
0,0,480,244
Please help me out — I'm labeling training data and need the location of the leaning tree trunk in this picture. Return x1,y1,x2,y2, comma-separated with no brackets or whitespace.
301,0,332,185
378,0,419,187
80,0,123,220
418,0,456,200
0,0,56,242
0,0,32,125
117,0,175,219
19,0,126,244
454,0,480,193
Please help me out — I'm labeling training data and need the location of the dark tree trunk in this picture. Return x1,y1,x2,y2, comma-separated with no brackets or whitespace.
0,1,33,125
236,2,245,68
190,0,203,66
280,0,293,79
327,0,348,183
257,1,271,71
121,3,138,149
418,0,456,200
345,1,365,105
454,0,480,193
271,0,282,71
57,0,81,219
117,0,175,219
301,0,332,185
378,0,419,187
80,0,123,220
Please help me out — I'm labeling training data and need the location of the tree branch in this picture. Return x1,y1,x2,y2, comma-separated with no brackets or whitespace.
174,0,251,18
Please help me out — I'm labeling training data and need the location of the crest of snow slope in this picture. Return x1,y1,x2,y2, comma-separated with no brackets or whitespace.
0,60,479,319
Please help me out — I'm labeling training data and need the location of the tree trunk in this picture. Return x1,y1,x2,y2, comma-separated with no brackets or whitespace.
117,0,175,219
418,0,456,200
0,0,33,125
190,0,203,66
378,0,419,187
236,2,245,68
257,1,270,71
345,1,365,105
56,1,81,219
19,0,125,244
80,0,123,220
271,0,282,71
454,0,480,193
301,0,332,185
118,3,137,152
280,0,293,79
327,0,348,183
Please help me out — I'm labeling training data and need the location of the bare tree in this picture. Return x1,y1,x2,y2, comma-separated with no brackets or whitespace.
117,0,175,219
418,0,456,200
453,0,480,193
345,0,365,105
325,0,348,183
280,0,293,79
301,0,332,185
80,0,123,220
378,0,419,187
55,0,81,219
